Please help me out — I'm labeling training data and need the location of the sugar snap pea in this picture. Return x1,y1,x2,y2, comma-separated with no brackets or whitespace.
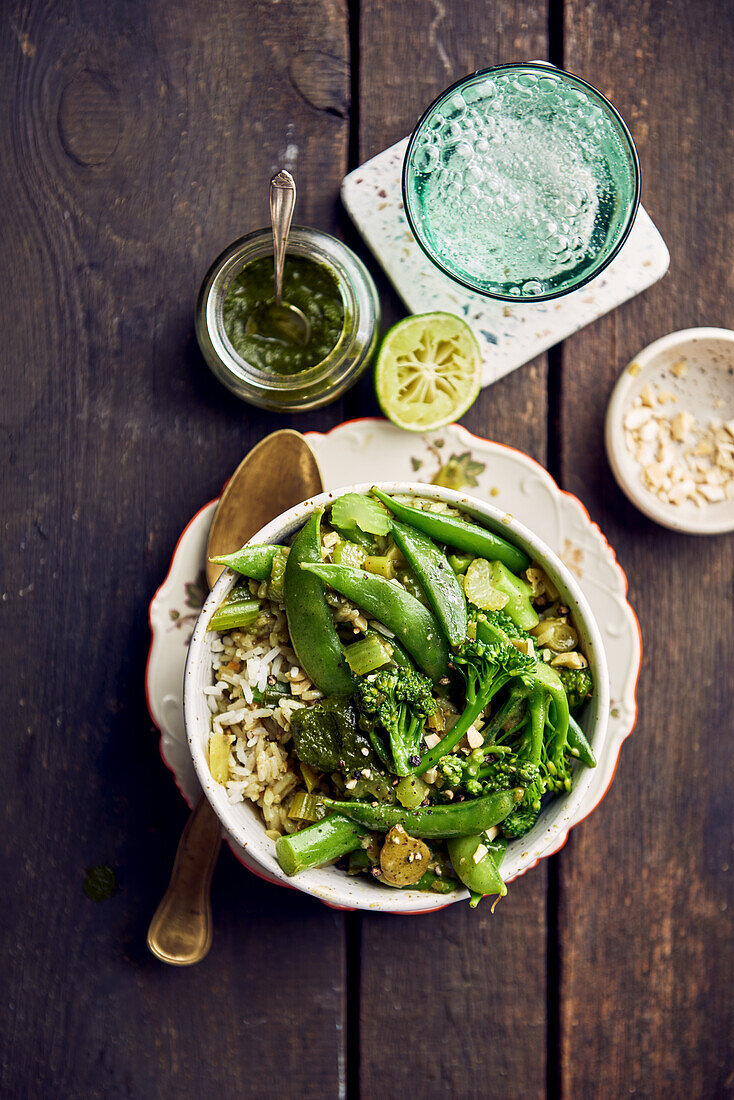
299,562,449,682
371,488,530,573
388,518,468,647
209,544,280,580
567,714,597,768
323,788,522,838
284,510,354,695
448,832,508,903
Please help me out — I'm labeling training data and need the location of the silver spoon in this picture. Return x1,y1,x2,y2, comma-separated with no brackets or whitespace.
245,170,311,347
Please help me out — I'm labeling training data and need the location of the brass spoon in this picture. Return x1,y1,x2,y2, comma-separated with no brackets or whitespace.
147,430,323,965
245,170,311,347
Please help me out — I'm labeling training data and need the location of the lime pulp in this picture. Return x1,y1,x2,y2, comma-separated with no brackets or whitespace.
375,312,482,431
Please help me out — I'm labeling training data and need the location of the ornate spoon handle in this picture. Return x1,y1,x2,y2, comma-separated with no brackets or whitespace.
147,795,222,966
270,169,296,306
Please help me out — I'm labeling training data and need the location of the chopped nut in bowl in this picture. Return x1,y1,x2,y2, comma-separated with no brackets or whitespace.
605,328,734,534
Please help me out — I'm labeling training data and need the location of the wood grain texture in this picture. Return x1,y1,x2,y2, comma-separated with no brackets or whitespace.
0,1,350,1097
356,5,550,1098
559,1,734,1096
3,0,732,1096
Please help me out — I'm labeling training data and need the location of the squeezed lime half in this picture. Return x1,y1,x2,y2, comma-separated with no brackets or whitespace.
375,312,482,431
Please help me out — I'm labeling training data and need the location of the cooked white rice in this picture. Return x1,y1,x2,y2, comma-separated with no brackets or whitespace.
206,591,322,835
205,497,463,836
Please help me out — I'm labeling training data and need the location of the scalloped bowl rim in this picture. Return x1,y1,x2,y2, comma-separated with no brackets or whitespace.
183,481,610,913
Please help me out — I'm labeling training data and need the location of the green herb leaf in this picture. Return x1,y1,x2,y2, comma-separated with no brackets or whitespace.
84,865,116,902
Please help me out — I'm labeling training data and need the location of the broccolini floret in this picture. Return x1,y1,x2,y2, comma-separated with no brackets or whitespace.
436,754,464,788
415,613,537,777
501,805,541,838
354,665,437,777
482,607,531,641
557,666,594,711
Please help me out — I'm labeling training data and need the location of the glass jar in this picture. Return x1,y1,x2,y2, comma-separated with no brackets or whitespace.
195,227,380,411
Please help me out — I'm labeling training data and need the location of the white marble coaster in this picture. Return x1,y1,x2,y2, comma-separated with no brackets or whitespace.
341,137,670,386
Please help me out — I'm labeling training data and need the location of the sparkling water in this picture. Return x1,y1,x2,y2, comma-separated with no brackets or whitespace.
404,66,638,299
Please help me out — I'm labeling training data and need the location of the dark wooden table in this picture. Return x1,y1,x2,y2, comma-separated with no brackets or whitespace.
2,2,732,1096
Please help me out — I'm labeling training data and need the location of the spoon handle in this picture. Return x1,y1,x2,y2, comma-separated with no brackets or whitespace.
147,795,222,966
270,169,296,306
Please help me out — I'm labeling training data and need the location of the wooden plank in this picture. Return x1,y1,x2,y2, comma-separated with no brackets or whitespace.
0,2,350,1096
356,5,551,1098
559,1,734,1096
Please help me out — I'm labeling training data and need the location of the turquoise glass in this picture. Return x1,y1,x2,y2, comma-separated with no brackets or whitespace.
403,63,641,302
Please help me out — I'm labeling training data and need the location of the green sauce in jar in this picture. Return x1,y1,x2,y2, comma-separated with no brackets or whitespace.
222,256,345,375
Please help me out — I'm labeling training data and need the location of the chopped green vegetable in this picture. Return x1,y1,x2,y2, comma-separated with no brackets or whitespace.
276,813,367,876
464,558,510,611
363,554,396,579
330,493,391,540
567,714,597,768
285,508,354,695
396,774,429,809
486,560,539,630
301,562,449,682
344,633,394,676
396,568,431,607
208,589,260,632
288,792,327,822
447,552,474,574
333,540,367,567
558,666,594,711
448,832,507,903
299,761,319,793
252,681,291,706
354,665,437,776
416,610,536,774
209,544,280,580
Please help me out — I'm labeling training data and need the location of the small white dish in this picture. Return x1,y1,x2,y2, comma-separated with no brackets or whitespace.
605,328,734,534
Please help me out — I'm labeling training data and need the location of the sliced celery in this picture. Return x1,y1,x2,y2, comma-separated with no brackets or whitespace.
299,761,320,793
396,774,429,809
448,552,474,575
275,813,367,875
364,554,396,580
333,540,367,567
464,558,510,611
288,792,326,822
344,632,394,675
331,493,391,537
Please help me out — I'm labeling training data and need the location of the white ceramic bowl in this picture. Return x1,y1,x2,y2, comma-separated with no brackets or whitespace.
606,327,734,534
184,482,610,913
